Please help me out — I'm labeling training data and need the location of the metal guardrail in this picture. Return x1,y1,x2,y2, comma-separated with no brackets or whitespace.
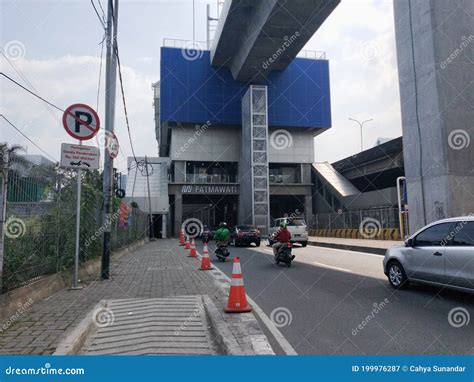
297,50,327,60
163,38,210,50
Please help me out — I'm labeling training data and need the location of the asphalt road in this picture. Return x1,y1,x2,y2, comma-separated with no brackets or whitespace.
201,241,474,355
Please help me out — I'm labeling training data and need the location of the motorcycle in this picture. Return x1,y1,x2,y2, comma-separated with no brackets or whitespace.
215,243,230,262
274,242,294,267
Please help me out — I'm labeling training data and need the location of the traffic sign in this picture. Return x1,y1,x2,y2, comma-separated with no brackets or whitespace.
62,103,100,141
60,143,100,170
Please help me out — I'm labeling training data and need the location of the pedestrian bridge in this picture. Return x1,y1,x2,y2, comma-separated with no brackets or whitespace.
211,0,340,82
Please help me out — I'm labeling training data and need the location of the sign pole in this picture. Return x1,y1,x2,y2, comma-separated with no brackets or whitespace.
72,140,83,290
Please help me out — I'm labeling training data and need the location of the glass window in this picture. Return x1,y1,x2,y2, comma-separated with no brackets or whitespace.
288,218,306,226
452,222,474,246
414,223,454,247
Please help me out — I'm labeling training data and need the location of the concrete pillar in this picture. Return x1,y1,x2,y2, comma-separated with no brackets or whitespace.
394,0,474,233
161,214,167,239
174,192,183,238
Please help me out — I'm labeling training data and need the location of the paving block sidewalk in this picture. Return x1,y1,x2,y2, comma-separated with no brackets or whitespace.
308,236,402,255
0,239,272,355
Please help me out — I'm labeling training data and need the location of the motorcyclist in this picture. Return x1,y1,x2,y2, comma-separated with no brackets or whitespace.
272,221,294,258
214,222,230,249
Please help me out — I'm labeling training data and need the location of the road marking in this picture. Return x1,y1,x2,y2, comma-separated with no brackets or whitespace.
312,261,353,273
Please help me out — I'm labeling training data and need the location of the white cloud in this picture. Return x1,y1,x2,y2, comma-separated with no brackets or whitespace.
305,0,402,162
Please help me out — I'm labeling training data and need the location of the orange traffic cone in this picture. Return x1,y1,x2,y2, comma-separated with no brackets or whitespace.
179,228,185,246
200,242,212,270
224,257,252,313
189,238,197,258
185,236,190,250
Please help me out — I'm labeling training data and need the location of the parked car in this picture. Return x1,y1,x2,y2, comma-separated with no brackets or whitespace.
268,217,308,247
383,216,474,292
230,225,261,247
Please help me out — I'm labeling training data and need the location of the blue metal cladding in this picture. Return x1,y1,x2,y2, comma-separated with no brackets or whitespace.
160,47,332,128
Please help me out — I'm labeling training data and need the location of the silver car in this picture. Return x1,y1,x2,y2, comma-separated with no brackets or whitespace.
383,217,474,292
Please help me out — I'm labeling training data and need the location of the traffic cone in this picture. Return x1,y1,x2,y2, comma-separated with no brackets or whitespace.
224,257,252,313
200,242,212,270
185,236,190,250
179,228,185,246
189,238,197,258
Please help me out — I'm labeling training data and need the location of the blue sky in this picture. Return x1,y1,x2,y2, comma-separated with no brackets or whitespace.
1,0,402,171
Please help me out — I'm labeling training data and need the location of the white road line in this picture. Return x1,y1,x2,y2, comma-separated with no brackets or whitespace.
312,262,353,273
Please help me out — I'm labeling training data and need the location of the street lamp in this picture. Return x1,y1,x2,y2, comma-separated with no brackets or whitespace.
348,118,373,152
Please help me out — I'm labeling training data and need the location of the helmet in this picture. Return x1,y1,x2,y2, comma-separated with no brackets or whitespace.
220,222,227,228
280,221,287,228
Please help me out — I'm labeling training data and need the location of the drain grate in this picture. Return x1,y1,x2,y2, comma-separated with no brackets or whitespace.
147,266,183,271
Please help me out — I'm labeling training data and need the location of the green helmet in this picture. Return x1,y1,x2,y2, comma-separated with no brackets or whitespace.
280,221,287,228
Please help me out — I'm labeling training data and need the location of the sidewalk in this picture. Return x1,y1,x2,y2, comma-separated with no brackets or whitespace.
308,236,402,255
0,239,273,355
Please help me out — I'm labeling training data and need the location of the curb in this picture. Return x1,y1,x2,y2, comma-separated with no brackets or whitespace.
53,300,105,355
308,240,387,255
196,249,297,355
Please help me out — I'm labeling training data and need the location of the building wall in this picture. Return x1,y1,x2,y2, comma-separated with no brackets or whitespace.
268,127,315,163
169,125,241,162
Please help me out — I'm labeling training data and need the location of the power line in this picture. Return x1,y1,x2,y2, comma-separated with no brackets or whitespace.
0,114,57,162
90,0,106,30
96,36,106,112
1,72,65,113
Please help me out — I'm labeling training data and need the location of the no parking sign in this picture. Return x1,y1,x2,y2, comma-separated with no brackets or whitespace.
62,103,100,141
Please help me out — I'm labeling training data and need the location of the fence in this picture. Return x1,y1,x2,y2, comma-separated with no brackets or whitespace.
1,153,148,293
310,207,401,240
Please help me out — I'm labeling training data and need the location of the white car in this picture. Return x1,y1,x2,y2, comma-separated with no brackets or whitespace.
268,217,308,247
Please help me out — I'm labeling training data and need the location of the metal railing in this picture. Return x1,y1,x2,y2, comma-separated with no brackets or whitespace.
297,50,327,60
311,207,400,230
163,38,210,50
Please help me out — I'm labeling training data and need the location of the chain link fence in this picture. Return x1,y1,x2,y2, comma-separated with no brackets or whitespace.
1,153,148,293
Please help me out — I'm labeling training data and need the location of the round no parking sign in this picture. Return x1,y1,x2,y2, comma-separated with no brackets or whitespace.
62,103,100,141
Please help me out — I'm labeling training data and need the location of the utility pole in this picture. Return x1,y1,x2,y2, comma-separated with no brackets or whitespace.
101,0,119,280
349,117,373,152
0,147,9,292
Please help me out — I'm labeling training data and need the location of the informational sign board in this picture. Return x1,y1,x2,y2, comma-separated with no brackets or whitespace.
60,143,100,170
62,103,100,141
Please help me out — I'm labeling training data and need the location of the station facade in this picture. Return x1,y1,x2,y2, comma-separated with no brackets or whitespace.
155,46,332,236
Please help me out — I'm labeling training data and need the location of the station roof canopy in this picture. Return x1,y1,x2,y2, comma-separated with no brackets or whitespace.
210,0,340,82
